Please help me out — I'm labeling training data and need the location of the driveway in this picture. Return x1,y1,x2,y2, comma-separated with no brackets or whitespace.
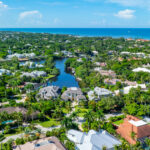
35,124,61,133
0,133,24,143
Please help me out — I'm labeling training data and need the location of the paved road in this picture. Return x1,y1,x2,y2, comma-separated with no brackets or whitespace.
105,113,123,120
0,124,61,143
0,133,24,143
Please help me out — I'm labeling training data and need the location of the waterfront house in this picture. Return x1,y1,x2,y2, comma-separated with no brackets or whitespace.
67,129,121,150
14,136,66,150
20,61,44,68
88,87,114,101
61,51,73,57
117,115,150,145
37,86,60,100
21,71,47,78
61,87,86,101
7,53,36,59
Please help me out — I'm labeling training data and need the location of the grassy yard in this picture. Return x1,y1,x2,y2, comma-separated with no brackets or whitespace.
113,119,124,126
44,74,55,80
75,106,89,117
38,119,60,128
62,108,70,114
5,129,23,137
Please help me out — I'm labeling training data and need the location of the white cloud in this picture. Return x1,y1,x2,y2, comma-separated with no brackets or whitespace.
19,10,42,20
53,18,62,24
114,9,135,19
0,1,8,9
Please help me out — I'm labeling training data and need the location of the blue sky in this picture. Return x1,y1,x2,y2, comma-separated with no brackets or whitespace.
0,0,150,28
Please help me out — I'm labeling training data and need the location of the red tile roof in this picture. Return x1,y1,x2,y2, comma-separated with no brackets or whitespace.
117,115,150,144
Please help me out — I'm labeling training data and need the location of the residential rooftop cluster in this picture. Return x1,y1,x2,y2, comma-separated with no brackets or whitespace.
0,32,150,150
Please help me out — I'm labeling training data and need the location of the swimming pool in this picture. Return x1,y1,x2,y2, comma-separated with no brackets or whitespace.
2,120,14,125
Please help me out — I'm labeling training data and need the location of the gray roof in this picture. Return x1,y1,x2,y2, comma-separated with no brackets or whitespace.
61,87,86,101
91,130,121,149
38,86,60,100
67,129,121,150
67,129,85,144
21,71,47,78
0,107,39,118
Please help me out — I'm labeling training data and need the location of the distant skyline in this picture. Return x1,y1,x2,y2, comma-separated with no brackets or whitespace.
0,0,150,28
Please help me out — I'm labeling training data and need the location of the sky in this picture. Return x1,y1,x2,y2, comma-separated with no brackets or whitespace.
0,0,150,28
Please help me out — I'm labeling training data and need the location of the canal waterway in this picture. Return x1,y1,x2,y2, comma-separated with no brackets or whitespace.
48,58,79,88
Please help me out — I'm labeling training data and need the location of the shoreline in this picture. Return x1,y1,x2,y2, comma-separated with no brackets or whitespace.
0,28,150,40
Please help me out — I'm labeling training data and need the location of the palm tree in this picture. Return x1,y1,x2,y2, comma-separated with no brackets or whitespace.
96,110,104,129
84,110,93,130
70,111,78,120
24,127,31,139
102,146,107,150
145,138,150,147
61,116,73,129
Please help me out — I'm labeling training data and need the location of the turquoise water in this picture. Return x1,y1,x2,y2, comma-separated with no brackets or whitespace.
0,28,150,39
2,120,13,124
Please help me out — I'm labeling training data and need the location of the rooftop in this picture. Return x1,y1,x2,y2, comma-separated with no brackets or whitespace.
129,120,147,127
67,129,121,150
14,137,66,150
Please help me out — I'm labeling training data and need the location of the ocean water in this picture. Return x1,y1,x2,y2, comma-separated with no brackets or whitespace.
0,28,150,39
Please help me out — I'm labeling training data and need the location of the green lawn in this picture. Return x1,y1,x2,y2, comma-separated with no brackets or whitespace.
4,129,23,137
113,119,124,126
62,108,70,114
44,74,55,80
75,107,89,117
38,119,60,128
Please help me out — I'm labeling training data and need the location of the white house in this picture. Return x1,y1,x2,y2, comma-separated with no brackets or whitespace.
61,87,86,101
115,84,147,95
67,129,121,150
133,67,150,73
37,86,60,100
120,51,131,55
88,87,114,101
92,51,98,55
94,67,102,72
7,53,35,59
20,61,44,68
21,71,47,78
